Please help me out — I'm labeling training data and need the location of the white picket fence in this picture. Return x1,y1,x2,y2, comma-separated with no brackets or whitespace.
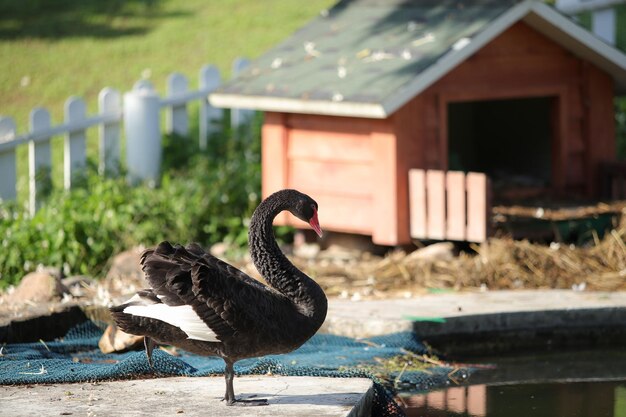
0,58,253,216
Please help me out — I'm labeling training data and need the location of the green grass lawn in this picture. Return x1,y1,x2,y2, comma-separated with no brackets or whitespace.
0,0,335,129
0,0,335,202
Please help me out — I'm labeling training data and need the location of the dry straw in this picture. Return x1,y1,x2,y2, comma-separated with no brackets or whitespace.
292,219,626,297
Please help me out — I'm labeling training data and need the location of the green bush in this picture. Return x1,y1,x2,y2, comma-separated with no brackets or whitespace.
0,114,290,288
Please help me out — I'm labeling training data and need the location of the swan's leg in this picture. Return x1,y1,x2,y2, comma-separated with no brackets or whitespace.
223,360,235,403
223,360,268,406
144,336,156,368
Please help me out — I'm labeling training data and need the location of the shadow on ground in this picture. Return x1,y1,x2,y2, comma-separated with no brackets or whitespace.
0,0,189,39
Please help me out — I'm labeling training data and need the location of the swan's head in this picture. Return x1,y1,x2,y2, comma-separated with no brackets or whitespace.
288,191,323,238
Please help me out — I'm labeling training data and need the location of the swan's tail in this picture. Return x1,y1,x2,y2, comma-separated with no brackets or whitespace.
109,289,162,337
108,241,198,334
139,241,206,305
109,242,221,345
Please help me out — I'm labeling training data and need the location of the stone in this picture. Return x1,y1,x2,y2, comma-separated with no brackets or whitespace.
405,242,454,263
10,271,68,304
61,275,95,288
104,247,145,293
318,244,363,263
210,242,230,258
61,275,95,298
98,323,143,353
293,243,321,259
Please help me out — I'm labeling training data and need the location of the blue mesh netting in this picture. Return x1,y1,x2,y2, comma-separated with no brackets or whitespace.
0,321,461,417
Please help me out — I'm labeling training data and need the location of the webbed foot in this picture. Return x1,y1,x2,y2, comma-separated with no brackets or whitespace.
224,397,268,406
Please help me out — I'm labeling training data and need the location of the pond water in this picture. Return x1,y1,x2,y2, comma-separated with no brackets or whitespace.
398,349,626,417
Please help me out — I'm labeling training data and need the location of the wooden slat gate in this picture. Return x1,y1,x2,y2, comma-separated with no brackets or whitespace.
409,169,491,242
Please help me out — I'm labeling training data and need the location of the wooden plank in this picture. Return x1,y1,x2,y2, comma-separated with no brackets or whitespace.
466,172,489,242
391,100,423,244
29,107,52,216
408,169,427,239
438,85,565,104
437,94,448,171
426,170,445,240
446,387,466,414
436,56,580,92
431,22,584,96
273,192,373,235
64,96,87,189
287,131,373,163
615,176,626,200
566,152,585,186
371,126,399,245
583,64,615,197
288,159,372,198
199,65,222,150
592,8,616,45
422,94,441,169
554,90,569,193
478,22,569,56
262,113,288,195
262,112,289,224
313,193,373,234
446,171,466,241
166,72,189,136
231,57,254,128
98,88,121,176
287,113,374,135
466,385,487,417
0,117,17,202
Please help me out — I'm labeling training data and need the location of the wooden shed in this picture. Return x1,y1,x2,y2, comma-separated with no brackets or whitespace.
211,0,626,245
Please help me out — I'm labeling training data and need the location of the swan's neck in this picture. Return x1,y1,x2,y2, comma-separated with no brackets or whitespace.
249,198,327,326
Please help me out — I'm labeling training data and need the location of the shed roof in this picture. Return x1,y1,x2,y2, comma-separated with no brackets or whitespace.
210,0,626,118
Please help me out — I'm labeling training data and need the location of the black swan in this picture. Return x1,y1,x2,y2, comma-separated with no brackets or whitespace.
110,189,327,405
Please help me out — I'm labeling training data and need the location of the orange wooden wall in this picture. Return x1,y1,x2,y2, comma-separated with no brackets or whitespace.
262,22,616,245
262,112,405,245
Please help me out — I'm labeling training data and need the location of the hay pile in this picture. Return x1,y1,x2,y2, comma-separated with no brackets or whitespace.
284,224,626,299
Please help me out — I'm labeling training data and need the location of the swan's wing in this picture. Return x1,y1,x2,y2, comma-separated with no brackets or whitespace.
137,241,278,342
118,289,221,342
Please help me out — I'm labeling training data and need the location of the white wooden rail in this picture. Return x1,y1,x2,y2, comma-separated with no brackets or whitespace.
409,169,491,242
0,60,250,214
556,0,623,45
230,57,254,128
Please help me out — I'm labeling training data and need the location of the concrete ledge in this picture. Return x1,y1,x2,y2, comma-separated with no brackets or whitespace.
0,376,373,417
322,290,626,356
413,308,626,356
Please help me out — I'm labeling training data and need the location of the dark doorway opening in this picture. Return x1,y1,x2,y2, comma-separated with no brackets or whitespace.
447,97,554,202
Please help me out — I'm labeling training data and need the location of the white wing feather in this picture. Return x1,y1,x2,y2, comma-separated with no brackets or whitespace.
123,303,220,342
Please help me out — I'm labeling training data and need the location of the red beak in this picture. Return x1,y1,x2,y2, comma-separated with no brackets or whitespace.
309,209,323,238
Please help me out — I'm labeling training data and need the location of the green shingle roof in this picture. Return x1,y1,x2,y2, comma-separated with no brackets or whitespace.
210,0,626,118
